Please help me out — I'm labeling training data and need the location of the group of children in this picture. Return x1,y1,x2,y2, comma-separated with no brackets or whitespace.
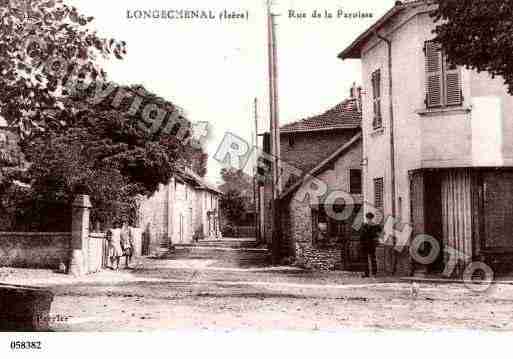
107,222,135,270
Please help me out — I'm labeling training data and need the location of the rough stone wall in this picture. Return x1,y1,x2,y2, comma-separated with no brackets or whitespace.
282,138,363,270
263,131,361,251
0,232,71,269
286,195,343,271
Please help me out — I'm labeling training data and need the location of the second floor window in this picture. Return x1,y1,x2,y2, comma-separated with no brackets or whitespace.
425,40,462,108
371,69,382,129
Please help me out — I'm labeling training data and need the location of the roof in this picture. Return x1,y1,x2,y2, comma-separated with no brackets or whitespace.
280,98,361,134
180,167,222,195
338,1,422,59
280,132,362,200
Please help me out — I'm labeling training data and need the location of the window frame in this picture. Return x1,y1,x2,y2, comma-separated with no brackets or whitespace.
371,69,383,130
311,204,360,248
424,40,463,109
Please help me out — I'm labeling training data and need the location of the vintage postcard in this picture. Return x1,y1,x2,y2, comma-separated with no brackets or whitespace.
0,0,512,355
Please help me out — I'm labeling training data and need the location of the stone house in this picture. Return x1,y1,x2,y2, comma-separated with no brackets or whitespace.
138,168,222,254
262,89,364,269
280,133,363,270
339,0,513,276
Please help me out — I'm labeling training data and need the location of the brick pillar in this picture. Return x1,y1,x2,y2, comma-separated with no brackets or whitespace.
69,194,92,276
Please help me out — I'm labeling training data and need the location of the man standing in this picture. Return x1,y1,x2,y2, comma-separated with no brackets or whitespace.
360,212,381,277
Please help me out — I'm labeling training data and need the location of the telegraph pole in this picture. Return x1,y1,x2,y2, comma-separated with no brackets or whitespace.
267,0,281,264
252,97,260,243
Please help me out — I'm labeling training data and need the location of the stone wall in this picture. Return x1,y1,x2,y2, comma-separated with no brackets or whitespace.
286,197,344,271
0,232,71,269
281,137,363,271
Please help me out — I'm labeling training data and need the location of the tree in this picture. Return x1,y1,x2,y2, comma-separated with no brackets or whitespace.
57,83,208,193
0,0,126,134
18,84,206,229
432,0,513,94
219,189,245,225
219,167,254,201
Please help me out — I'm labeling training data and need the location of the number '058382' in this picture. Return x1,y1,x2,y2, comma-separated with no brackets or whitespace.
10,341,42,350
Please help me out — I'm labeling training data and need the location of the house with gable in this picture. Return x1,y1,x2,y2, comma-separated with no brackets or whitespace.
339,0,513,276
138,167,222,255
262,86,365,270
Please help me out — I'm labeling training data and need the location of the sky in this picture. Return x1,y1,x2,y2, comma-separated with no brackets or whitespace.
67,0,395,184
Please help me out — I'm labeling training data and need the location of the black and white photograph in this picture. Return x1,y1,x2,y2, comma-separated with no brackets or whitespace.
0,0,512,355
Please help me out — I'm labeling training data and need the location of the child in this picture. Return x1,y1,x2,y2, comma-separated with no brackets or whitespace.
107,226,122,270
120,222,133,269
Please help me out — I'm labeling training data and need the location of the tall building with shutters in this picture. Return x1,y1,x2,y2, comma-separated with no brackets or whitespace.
339,0,513,276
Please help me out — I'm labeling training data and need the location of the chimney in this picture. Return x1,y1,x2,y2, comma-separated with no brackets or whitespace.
349,82,356,99
349,82,362,112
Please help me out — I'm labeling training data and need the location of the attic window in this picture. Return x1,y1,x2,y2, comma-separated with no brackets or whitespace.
288,135,295,147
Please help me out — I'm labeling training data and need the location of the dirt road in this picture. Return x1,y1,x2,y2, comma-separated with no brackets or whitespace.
1,258,512,331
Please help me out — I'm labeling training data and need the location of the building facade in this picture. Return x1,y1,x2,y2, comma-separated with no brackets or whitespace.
262,91,364,269
138,168,222,254
340,0,513,276
280,133,363,271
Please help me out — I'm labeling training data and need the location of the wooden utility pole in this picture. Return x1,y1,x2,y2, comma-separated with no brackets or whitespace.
252,97,260,243
267,0,281,264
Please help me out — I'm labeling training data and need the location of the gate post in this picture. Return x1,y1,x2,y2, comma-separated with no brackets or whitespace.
69,194,92,276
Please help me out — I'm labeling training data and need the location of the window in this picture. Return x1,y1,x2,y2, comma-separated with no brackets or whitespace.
374,177,384,210
349,169,362,194
312,206,332,247
311,204,361,248
371,69,382,129
424,41,462,108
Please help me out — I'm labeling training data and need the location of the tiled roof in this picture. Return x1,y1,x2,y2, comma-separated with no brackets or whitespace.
280,98,361,134
181,167,222,194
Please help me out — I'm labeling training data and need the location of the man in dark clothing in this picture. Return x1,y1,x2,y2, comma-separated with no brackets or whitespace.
360,212,381,277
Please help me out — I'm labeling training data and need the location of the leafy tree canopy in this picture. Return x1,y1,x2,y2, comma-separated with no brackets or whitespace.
18,84,208,228
219,189,246,225
0,0,126,133
432,0,513,94
219,167,254,202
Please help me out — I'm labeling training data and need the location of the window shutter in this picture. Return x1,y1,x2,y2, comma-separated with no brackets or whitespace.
371,70,382,129
425,41,443,107
374,177,384,210
445,59,462,106
375,70,381,98
372,101,382,129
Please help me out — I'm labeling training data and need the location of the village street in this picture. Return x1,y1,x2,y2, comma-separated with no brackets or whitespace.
1,256,513,332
